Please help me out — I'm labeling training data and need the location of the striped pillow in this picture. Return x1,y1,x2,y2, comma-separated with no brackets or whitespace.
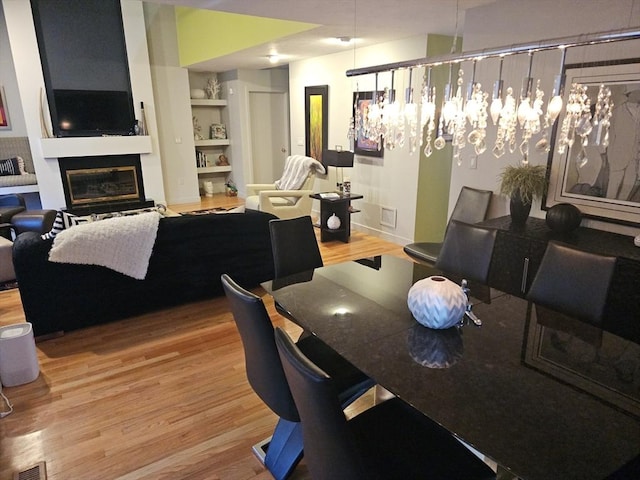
0,156,25,176
41,211,91,240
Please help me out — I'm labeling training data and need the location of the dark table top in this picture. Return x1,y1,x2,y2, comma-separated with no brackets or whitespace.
262,255,640,480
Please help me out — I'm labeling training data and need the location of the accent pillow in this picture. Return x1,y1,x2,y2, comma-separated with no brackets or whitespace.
41,205,169,240
41,211,91,240
0,157,24,176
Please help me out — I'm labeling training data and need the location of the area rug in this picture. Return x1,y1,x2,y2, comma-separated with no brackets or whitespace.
181,206,245,216
181,207,230,215
0,280,18,291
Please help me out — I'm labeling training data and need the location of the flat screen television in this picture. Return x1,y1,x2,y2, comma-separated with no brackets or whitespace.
52,89,135,137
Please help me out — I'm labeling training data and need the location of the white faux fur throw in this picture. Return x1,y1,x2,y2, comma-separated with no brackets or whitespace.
49,212,161,280
275,155,326,191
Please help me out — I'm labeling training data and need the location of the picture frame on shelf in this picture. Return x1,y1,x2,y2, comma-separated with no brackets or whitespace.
545,58,640,226
0,86,10,129
353,91,384,158
305,85,328,164
210,123,227,140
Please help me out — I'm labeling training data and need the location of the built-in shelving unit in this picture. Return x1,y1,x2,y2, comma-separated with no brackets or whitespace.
188,73,231,196
196,165,231,174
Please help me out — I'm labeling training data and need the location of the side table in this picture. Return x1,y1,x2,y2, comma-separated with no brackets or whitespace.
310,193,363,242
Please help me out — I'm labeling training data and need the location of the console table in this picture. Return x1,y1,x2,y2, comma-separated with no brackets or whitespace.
310,193,363,242
480,216,640,343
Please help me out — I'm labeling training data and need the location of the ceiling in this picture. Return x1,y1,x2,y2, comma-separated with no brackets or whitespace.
146,0,498,72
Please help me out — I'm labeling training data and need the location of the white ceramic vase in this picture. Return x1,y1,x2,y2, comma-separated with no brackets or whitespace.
190,88,206,99
407,276,467,329
327,213,341,230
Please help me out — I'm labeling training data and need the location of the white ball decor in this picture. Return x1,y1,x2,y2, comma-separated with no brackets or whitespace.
407,276,467,329
190,88,206,99
327,213,341,230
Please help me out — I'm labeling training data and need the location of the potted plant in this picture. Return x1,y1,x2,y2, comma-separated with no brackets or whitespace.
499,163,547,224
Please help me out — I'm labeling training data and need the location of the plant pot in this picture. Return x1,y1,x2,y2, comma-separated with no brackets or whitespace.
510,194,532,224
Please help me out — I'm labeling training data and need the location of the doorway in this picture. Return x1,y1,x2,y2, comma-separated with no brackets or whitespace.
248,91,290,183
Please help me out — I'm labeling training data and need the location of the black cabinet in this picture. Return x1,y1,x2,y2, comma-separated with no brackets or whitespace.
481,216,640,343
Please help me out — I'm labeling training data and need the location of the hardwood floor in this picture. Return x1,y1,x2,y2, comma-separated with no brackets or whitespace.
0,195,405,480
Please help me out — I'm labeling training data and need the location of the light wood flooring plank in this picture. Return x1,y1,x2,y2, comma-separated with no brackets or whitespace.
0,195,405,479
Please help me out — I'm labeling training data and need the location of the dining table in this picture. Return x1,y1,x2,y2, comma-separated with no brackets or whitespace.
262,254,640,480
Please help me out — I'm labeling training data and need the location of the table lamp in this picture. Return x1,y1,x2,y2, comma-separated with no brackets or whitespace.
323,148,354,193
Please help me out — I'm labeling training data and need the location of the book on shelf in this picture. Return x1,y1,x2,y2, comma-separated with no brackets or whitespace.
195,150,208,168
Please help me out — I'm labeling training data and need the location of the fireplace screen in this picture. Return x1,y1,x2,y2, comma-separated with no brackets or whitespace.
66,166,140,206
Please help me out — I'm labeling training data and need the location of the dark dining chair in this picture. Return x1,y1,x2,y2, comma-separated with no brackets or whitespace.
269,216,323,279
527,241,617,326
435,220,497,284
221,274,374,480
404,186,492,265
274,326,497,480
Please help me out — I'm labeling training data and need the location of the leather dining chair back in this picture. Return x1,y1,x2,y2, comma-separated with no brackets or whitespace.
527,241,616,325
435,220,497,284
404,186,492,264
221,274,373,480
269,216,323,278
275,326,496,480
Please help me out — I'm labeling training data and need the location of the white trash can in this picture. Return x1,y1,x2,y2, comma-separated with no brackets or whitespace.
0,323,40,387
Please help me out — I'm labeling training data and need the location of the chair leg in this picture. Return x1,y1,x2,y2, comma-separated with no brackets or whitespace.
254,417,303,480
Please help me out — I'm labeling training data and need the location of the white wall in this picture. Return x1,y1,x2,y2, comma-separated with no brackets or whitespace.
2,0,166,209
289,36,428,245
144,2,201,205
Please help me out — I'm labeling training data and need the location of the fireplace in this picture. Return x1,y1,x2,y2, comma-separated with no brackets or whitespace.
59,155,154,215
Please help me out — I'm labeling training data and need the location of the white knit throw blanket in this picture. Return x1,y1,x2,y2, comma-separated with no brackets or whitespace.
49,212,161,280
275,155,326,190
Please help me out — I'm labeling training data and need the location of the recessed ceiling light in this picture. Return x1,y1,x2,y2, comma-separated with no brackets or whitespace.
267,54,280,64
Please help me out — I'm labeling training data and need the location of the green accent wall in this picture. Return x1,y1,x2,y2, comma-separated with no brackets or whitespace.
175,7,318,67
414,34,461,243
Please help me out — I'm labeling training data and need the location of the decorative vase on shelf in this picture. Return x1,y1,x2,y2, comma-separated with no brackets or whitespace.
190,88,206,100
327,213,341,230
509,191,532,225
545,203,582,233
407,276,467,329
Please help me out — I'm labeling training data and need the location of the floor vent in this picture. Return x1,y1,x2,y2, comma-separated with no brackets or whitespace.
14,462,47,480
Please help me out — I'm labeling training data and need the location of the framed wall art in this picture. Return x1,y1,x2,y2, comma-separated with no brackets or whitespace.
545,58,640,226
0,86,10,129
305,85,328,163
353,91,384,157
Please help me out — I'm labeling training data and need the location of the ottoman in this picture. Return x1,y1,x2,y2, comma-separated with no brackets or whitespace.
0,236,15,283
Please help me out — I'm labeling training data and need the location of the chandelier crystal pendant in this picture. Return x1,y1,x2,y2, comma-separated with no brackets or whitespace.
557,83,590,156
405,69,420,154
465,62,489,157
493,86,517,158
420,67,437,156
592,84,613,147
450,68,467,166
490,57,505,125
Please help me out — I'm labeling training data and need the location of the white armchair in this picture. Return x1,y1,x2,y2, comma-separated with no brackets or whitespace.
245,155,325,219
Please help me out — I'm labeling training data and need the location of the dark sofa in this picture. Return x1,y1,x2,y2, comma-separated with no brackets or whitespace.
13,210,277,337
